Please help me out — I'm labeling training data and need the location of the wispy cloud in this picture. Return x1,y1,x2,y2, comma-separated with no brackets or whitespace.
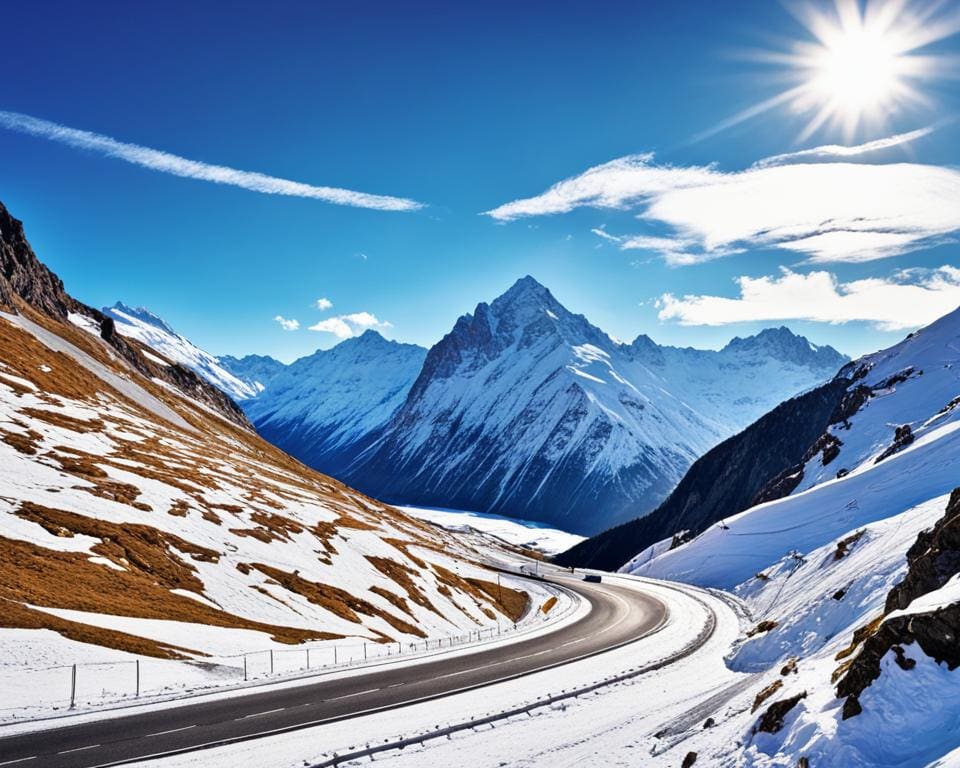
657,266,960,331
753,125,938,168
274,315,300,331
487,135,960,263
309,311,392,339
0,110,424,212
314,297,333,311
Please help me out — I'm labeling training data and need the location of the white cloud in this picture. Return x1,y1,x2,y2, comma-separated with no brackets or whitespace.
274,315,300,331
308,311,392,339
0,110,424,212
315,297,333,311
753,125,937,168
487,136,960,264
657,266,960,331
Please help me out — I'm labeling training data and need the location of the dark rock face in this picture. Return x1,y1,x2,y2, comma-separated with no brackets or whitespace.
0,202,76,319
554,377,851,570
874,424,915,464
755,691,806,734
887,488,960,612
0,201,251,429
837,488,960,717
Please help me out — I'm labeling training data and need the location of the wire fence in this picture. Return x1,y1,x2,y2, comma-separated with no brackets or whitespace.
1,581,577,721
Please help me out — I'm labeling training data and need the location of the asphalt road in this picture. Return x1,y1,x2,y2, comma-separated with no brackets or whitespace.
0,576,667,768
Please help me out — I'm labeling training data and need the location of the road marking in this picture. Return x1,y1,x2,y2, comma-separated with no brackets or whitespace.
146,725,197,737
239,708,285,720
387,683,404,688
58,745,100,754
0,757,36,766
326,688,380,701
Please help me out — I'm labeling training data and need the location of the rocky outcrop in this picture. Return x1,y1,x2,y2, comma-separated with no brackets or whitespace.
0,202,76,319
836,488,960,717
874,424,915,464
0,201,251,429
755,691,807,734
555,376,851,570
887,488,960,612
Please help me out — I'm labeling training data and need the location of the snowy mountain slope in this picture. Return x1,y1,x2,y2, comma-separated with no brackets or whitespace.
247,331,428,476
218,353,286,394
103,302,262,402
556,376,851,570
617,304,960,766
339,277,845,535
0,201,533,710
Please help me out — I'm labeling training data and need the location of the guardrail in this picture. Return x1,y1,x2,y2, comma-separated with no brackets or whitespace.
308,578,719,768
0,576,580,724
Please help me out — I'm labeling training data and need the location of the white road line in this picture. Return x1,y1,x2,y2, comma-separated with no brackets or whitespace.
146,725,197,737
0,757,37,766
239,708,285,720
58,745,100,754
387,683,404,688
326,688,380,701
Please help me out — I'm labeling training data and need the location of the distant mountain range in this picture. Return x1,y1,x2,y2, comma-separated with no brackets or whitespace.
110,276,847,534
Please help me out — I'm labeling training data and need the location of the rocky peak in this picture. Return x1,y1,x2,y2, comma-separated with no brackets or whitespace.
0,199,252,430
104,302,177,336
0,201,75,319
722,326,846,370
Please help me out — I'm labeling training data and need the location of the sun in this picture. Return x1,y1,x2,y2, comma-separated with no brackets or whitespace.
715,0,958,142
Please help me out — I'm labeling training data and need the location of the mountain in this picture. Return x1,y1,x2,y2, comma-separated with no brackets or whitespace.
335,276,846,535
102,302,262,402
246,331,428,476
218,352,286,393
0,200,528,677
555,375,852,570
606,304,960,766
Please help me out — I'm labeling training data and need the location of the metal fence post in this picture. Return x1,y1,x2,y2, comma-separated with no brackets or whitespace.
363,643,367,661
70,664,76,709
270,649,274,675
244,654,248,682
135,659,140,698
334,645,338,665
306,648,311,670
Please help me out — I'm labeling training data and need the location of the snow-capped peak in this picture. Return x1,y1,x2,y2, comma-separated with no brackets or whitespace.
106,301,177,336
103,302,261,402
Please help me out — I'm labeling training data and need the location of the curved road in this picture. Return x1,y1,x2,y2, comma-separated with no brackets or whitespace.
0,576,666,768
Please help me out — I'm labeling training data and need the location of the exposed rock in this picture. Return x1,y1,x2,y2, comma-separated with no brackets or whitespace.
780,657,799,676
0,200,251,430
836,489,960,716
886,487,960,612
752,679,784,712
834,530,865,560
874,424,914,464
747,619,779,637
681,752,698,768
0,202,74,319
755,691,807,734
702,717,716,729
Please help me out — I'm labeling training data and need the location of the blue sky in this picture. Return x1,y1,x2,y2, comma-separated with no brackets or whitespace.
2,0,960,361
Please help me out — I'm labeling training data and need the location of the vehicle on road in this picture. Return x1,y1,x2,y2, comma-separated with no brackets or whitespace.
583,574,602,583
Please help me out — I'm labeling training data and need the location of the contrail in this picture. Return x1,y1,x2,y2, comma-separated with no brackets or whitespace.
0,109,424,212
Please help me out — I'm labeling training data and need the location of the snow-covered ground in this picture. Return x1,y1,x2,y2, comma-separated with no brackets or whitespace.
398,505,585,556
614,307,960,767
